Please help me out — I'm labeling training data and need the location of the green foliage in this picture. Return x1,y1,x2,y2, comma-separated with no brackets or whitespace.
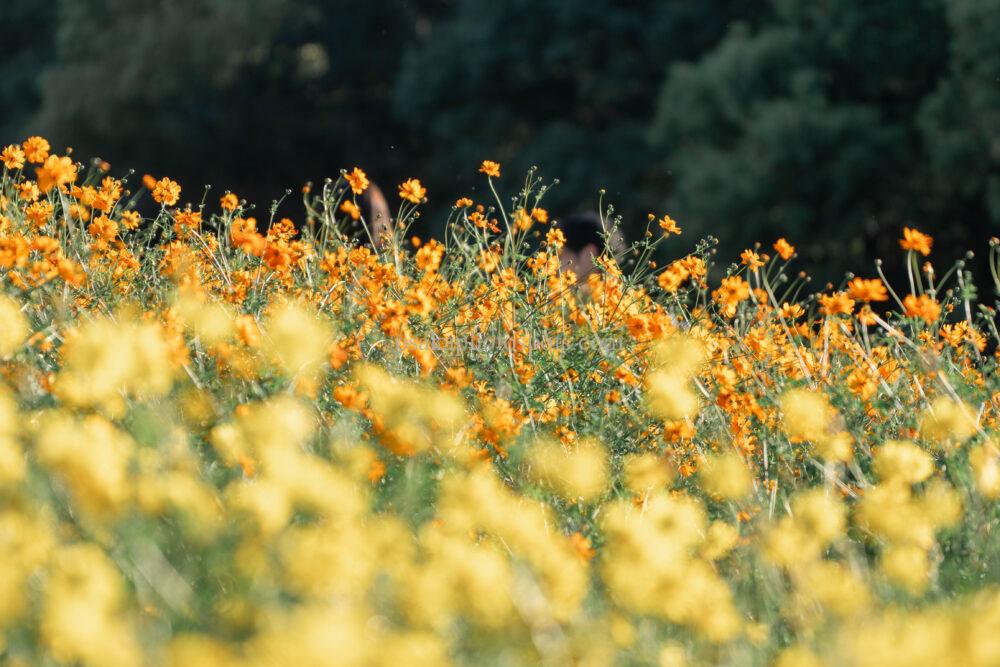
30,0,446,198
919,0,1000,229
3,0,999,284
394,0,751,226
0,0,57,140
648,0,953,274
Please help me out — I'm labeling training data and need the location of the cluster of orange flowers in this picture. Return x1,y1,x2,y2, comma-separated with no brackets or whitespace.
2,139,1000,666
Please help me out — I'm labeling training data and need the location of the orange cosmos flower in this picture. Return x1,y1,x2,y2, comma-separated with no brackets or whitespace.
22,136,50,164
773,238,795,260
478,248,499,272
24,201,54,227
940,322,986,351
415,238,444,272
329,342,349,370
569,532,595,561
340,200,361,220
406,343,437,375
235,314,262,347
658,263,689,292
1,145,25,170
847,277,888,302
367,458,387,483
514,208,532,231
899,227,933,256
173,209,202,229
856,305,878,326
220,193,239,211
903,294,940,323
455,197,473,208
658,215,681,235
345,167,369,195
740,249,765,272
87,215,119,242
780,302,805,319
35,155,78,193
98,176,121,205
819,291,855,316
479,160,501,178
231,218,265,256
55,257,86,286
545,228,566,248
398,178,426,203
17,181,39,202
712,276,751,316
120,211,141,231
152,177,181,206
531,207,549,223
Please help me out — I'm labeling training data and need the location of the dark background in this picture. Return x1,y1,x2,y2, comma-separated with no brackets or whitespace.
3,0,999,286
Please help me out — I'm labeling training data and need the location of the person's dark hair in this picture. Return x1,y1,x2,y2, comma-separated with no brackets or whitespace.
556,211,604,252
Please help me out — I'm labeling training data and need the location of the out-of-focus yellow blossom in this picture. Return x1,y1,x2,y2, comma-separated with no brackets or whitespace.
815,430,854,462
226,479,292,537
0,508,54,626
527,437,608,502
622,452,674,494
167,634,240,667
874,440,935,485
354,363,466,456
880,544,931,595
791,559,871,619
40,544,142,667
53,313,174,414
174,289,235,345
0,387,25,484
700,520,740,561
35,412,134,520
262,300,332,380
919,396,978,446
856,483,936,548
0,295,28,357
645,371,700,421
780,388,835,443
644,334,705,422
135,469,222,541
407,467,588,628
699,451,752,500
919,479,963,528
649,334,707,376
764,489,846,568
657,642,688,667
602,492,743,642
969,441,1000,498
774,646,825,667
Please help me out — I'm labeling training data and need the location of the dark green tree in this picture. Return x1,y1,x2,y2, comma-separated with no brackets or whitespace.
5,0,998,285
648,0,951,276
394,0,756,233
30,0,446,204
0,0,57,141
919,0,1000,249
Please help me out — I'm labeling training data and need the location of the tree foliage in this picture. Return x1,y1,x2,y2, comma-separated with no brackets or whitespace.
3,0,999,282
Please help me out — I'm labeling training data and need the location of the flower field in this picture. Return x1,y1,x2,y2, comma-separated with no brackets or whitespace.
3,137,1000,666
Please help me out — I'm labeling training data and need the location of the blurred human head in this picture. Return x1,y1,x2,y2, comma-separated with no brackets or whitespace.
359,183,392,248
341,182,392,249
